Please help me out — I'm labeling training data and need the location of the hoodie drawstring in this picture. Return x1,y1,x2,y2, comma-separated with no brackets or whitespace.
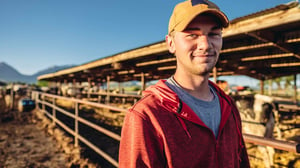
177,116,192,138
176,99,192,139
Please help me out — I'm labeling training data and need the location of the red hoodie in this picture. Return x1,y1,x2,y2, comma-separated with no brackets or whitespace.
119,80,250,168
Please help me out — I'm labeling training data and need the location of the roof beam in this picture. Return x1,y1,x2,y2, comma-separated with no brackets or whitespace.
241,53,294,61
223,3,300,37
271,62,300,68
245,32,300,59
136,57,176,67
220,42,274,53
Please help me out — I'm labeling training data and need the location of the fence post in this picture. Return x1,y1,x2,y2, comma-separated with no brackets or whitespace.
42,95,45,113
98,95,101,103
75,101,79,147
10,84,14,111
35,92,40,111
52,97,56,124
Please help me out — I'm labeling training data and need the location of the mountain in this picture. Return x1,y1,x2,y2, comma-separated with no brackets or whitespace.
33,65,75,77
0,62,75,84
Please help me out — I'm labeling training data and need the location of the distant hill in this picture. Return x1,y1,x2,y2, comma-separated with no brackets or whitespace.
33,65,75,77
0,62,75,84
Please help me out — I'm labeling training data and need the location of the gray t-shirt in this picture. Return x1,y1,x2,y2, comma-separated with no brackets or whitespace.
165,77,221,138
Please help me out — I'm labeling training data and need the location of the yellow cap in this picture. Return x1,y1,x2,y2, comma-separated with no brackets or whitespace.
168,0,229,33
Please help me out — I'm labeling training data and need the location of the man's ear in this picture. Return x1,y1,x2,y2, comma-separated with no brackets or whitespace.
166,34,175,54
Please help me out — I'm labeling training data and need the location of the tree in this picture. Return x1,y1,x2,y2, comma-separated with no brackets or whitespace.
283,75,293,89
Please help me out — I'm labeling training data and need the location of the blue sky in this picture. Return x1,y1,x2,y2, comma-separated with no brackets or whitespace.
0,0,295,86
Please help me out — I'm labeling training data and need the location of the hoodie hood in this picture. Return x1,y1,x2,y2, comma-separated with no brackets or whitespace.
143,80,205,125
142,79,239,133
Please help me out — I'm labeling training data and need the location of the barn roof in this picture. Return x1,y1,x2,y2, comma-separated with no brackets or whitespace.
38,2,300,83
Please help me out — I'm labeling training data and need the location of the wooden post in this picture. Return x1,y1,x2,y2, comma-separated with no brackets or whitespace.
141,72,145,93
98,81,102,103
10,83,14,111
294,74,297,101
268,79,272,96
52,97,56,124
74,102,79,147
72,78,77,98
260,80,264,95
118,82,120,91
213,67,217,83
35,92,40,111
57,82,61,95
106,76,110,103
88,77,91,99
42,95,45,114
72,78,76,87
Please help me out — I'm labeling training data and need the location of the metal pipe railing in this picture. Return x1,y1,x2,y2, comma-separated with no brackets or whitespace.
33,91,300,168
243,133,300,153
34,91,122,167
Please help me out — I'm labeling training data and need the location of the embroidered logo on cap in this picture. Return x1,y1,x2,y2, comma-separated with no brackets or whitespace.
191,0,209,6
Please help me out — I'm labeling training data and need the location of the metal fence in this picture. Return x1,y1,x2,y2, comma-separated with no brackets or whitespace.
32,91,300,167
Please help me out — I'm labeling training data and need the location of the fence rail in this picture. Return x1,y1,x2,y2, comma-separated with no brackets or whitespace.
32,91,300,168
33,91,123,167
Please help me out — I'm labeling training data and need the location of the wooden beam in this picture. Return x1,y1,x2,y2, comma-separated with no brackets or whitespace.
136,57,176,67
271,62,300,68
221,42,274,53
223,4,300,38
157,65,176,71
246,32,300,59
241,53,294,61
38,42,168,80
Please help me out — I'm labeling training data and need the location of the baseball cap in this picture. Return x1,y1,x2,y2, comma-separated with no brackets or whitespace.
168,0,229,34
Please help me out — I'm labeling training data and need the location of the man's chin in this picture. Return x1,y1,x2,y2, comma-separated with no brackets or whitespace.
192,68,211,76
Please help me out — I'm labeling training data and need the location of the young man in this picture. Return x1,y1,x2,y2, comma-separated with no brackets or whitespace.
119,0,250,167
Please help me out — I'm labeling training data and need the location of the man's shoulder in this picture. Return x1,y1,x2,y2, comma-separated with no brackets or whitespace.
130,93,162,113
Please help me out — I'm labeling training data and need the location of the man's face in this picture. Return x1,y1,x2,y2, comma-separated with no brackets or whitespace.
166,14,223,76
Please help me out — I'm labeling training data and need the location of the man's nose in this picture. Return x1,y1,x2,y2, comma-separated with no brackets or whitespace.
197,35,211,51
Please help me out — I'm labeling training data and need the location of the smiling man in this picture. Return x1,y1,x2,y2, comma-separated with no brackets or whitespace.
119,0,250,167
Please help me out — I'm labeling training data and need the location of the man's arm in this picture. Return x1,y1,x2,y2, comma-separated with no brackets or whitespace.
119,110,165,168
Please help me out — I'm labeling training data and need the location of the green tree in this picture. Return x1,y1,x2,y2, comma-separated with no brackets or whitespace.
274,77,282,90
283,75,293,89
37,80,48,87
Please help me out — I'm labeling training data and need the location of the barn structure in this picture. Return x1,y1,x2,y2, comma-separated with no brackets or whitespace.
38,1,300,98
35,3,300,167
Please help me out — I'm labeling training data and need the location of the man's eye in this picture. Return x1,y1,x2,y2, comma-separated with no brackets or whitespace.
188,34,198,38
209,33,221,37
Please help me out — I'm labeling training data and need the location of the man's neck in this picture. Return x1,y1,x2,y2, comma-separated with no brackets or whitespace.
173,72,213,101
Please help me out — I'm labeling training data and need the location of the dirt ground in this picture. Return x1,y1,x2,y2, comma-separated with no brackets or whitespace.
0,110,99,168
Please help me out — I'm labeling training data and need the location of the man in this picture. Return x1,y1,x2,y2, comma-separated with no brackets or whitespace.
119,0,250,167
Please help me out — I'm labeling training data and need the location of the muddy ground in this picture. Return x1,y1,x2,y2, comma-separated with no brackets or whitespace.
0,109,99,168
